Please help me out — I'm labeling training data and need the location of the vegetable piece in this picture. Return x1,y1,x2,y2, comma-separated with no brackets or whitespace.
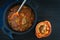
35,20,52,38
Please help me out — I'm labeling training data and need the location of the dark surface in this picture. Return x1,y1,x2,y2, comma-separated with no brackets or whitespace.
0,0,60,40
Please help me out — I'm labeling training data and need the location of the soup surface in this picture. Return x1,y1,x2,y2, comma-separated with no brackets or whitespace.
7,5,35,32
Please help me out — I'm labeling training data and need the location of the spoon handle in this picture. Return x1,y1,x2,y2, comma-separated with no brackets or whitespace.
17,0,27,12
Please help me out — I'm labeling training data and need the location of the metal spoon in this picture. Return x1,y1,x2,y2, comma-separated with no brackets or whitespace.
17,0,27,12
10,0,27,19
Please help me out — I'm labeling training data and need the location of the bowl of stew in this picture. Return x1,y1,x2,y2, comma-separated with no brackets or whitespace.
3,2,37,34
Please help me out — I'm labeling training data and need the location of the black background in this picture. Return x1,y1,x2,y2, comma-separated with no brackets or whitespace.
0,0,60,40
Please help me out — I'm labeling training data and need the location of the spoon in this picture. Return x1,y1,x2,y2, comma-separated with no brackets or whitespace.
17,0,27,12
10,0,27,19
